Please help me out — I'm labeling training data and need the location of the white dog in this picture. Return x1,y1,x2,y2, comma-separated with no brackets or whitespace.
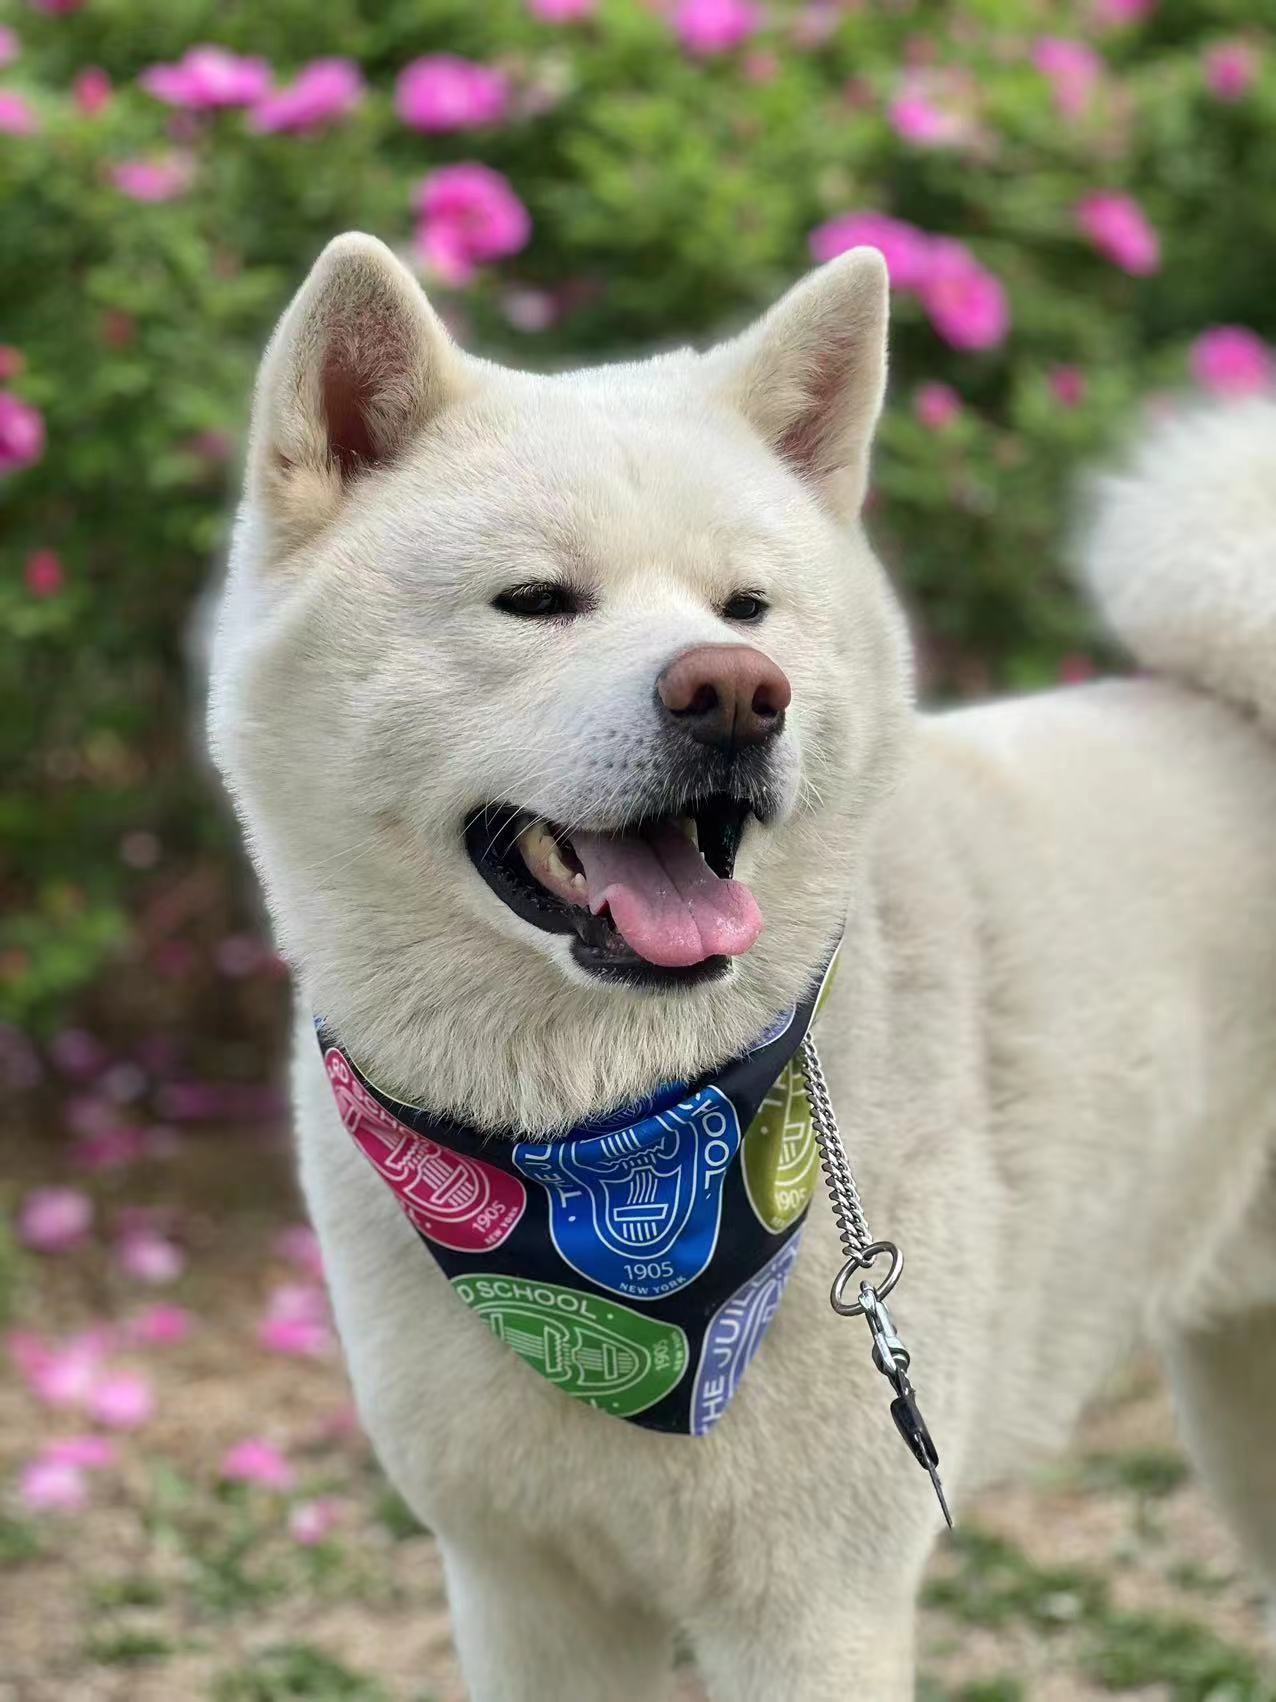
208,232,1276,1700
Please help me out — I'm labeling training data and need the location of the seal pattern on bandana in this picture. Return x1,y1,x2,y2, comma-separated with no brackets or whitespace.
325,1049,526,1252
450,1274,689,1418
317,936,839,1435
511,1086,741,1300
691,1229,804,1434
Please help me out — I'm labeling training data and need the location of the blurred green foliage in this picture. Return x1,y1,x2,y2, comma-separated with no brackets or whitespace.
2,0,1273,1042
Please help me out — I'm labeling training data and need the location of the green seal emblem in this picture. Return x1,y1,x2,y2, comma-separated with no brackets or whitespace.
451,1274,689,1418
741,1057,817,1232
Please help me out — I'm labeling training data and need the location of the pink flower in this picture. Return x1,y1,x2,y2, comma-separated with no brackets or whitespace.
395,55,509,133
18,1186,92,1252
43,1435,117,1469
258,1283,333,1358
1049,365,1087,408
88,1370,153,1429
1032,38,1103,119
140,45,271,110
914,382,962,431
0,91,38,135
1204,41,1259,103
289,1497,342,1545
673,0,761,57
413,163,532,286
19,1457,87,1512
116,1229,185,1285
1076,191,1160,275
528,0,596,17
1190,326,1273,397
73,67,112,116
887,74,974,149
110,155,195,202
275,1225,325,1280
919,240,1010,351
10,1330,108,1408
0,25,18,67
249,58,363,134
221,1438,294,1490
25,549,64,599
809,211,933,292
0,346,23,381
1093,0,1156,23
126,1303,193,1347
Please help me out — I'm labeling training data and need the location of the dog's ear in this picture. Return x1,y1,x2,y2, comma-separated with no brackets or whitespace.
247,232,470,555
704,249,888,520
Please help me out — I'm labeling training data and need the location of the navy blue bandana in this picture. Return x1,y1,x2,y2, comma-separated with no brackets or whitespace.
317,946,840,1435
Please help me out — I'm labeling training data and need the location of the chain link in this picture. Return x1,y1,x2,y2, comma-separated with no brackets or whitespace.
798,1032,873,1260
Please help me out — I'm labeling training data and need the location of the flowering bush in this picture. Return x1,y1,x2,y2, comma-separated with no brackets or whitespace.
2,0,1275,1055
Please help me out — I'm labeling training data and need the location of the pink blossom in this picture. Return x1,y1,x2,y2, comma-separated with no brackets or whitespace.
528,0,596,17
1190,326,1273,397
221,1438,294,1490
1204,41,1259,103
110,155,195,202
249,58,363,134
10,1330,108,1408
0,90,38,134
88,1370,153,1429
1076,192,1160,275
73,67,112,116
0,25,18,67
18,1186,93,1252
1093,0,1155,21
673,0,760,57
126,1303,193,1347
743,49,779,84
19,1457,87,1512
140,45,271,111
395,55,509,133
914,382,962,431
258,1283,333,1357
919,240,1010,351
809,211,933,292
43,1435,117,1469
25,549,64,598
501,287,557,333
115,1228,185,1285
289,1497,342,1545
413,163,532,286
275,1224,325,1280
887,73,973,149
1049,365,1087,408
1032,38,1103,119
0,346,23,381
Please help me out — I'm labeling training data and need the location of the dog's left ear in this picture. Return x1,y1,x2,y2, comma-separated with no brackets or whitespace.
704,248,888,520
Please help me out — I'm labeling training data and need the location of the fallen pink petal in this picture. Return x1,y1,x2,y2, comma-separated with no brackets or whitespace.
221,1438,295,1490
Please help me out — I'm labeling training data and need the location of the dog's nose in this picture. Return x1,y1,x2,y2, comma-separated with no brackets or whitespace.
657,644,791,751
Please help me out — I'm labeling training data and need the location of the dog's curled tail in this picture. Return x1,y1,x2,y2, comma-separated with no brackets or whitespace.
1078,397,1276,734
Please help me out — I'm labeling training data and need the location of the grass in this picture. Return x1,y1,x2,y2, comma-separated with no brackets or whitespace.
213,1642,396,1701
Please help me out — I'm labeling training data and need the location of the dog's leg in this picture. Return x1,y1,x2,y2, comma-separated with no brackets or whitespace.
441,1536,676,1702
689,1587,918,1701
1165,1306,1276,1612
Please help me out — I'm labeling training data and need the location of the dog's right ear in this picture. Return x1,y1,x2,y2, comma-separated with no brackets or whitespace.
247,232,469,556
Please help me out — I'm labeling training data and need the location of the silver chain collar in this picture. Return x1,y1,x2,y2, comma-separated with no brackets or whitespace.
797,1034,953,1527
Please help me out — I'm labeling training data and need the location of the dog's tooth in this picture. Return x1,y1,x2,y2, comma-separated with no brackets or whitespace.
678,816,698,847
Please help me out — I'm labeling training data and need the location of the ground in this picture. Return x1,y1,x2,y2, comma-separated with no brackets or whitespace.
2,1124,1274,1702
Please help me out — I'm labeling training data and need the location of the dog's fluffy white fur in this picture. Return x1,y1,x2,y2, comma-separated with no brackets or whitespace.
209,234,1276,1700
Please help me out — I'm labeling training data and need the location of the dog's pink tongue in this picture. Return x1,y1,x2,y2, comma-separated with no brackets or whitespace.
570,823,762,968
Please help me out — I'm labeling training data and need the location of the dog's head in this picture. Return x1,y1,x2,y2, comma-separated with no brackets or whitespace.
209,235,913,1131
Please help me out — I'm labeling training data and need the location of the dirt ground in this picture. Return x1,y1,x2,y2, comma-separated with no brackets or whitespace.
2,1126,1273,1702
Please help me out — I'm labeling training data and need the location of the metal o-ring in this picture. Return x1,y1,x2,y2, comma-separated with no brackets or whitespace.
829,1240,904,1316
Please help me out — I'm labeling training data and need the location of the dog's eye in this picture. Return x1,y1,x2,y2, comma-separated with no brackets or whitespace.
722,591,768,623
493,582,579,619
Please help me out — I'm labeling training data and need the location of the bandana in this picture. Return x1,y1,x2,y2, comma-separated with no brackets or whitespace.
318,945,839,1436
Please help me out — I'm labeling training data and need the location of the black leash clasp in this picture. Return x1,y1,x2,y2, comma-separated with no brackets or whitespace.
858,1283,953,1528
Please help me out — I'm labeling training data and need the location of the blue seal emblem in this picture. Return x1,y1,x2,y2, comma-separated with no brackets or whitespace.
691,1229,803,1434
512,1086,742,1299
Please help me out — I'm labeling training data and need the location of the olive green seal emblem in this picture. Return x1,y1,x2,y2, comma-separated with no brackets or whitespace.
451,1274,689,1418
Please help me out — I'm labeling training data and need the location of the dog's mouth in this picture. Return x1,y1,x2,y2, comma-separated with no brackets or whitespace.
465,794,764,987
